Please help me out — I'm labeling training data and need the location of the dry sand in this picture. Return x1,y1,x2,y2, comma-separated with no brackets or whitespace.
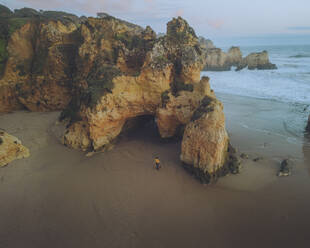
1,94,310,248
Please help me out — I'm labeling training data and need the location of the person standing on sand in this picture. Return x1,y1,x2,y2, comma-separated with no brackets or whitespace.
154,156,161,170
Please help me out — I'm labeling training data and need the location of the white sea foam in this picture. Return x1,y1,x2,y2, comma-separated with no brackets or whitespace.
201,44,310,139
201,45,310,105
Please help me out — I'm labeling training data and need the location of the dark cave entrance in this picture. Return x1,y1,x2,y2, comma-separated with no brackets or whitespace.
119,115,161,142
116,114,183,172
119,115,184,144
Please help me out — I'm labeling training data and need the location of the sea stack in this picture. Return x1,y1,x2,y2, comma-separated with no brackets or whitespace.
236,50,277,71
199,36,277,71
60,16,237,183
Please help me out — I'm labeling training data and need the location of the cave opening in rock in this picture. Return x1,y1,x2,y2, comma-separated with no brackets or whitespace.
119,114,185,144
119,115,161,142
116,114,182,171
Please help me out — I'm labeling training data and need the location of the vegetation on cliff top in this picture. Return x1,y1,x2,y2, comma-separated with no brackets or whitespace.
0,4,83,77
0,16,30,76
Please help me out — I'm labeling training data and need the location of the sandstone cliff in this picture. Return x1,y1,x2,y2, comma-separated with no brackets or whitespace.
198,36,215,49
200,37,277,71
59,16,238,182
0,5,82,112
236,50,277,71
0,130,30,166
0,4,238,183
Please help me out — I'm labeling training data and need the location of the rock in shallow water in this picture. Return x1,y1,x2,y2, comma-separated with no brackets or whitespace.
278,159,292,177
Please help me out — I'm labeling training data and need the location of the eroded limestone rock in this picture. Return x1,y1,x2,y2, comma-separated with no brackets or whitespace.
0,9,81,112
0,4,238,183
61,17,235,180
236,51,277,71
199,37,277,71
0,130,30,167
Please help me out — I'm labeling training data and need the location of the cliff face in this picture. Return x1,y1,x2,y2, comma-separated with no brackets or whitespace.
200,39,277,71
60,16,237,182
0,4,238,183
198,36,215,49
203,48,230,71
0,130,30,167
62,16,204,150
226,46,243,67
236,51,277,71
0,7,81,112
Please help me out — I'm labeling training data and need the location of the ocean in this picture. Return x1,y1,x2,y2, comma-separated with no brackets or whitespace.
201,43,310,144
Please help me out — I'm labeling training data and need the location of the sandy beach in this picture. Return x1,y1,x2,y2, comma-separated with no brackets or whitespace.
1,94,310,248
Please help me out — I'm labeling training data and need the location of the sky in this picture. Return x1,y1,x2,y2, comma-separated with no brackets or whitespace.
1,0,310,43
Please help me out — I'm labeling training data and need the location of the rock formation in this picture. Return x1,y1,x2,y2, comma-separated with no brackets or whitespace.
236,51,277,71
306,115,310,132
203,48,230,71
0,5,82,112
277,159,292,177
0,130,30,167
59,16,237,183
0,4,239,183
199,37,277,71
226,46,243,67
198,36,215,49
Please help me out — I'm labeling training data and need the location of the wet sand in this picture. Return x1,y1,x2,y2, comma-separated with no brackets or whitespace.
1,94,310,248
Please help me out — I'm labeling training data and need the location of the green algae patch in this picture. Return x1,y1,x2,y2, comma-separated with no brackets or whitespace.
85,65,122,108
171,79,193,97
8,18,29,36
0,38,8,75
0,17,29,76
161,90,170,107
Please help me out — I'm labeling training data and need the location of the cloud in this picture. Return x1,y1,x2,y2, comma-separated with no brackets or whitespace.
287,26,310,31
6,0,137,15
173,9,184,17
189,16,225,31
207,19,224,29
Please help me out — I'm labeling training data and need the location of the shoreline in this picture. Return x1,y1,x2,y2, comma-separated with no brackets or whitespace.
0,92,310,248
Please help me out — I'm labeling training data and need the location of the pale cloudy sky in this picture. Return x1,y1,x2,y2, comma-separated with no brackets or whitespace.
1,0,310,39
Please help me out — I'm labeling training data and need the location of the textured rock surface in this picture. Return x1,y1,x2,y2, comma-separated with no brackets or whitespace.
0,4,237,182
60,16,235,180
62,16,204,150
203,48,230,71
236,51,277,71
0,6,81,112
200,38,277,71
226,46,243,67
181,96,228,173
0,130,30,166
198,36,215,49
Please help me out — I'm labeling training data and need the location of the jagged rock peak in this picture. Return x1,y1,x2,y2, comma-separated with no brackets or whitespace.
166,17,198,46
